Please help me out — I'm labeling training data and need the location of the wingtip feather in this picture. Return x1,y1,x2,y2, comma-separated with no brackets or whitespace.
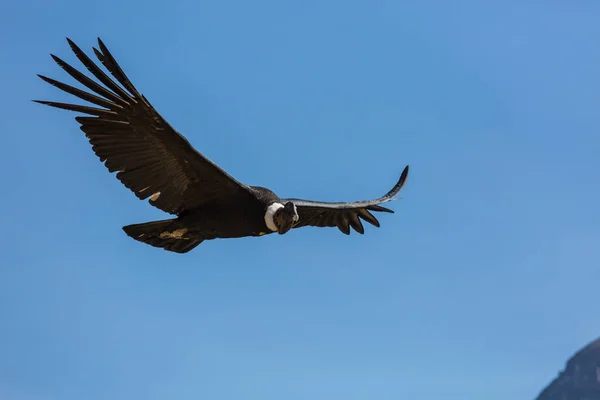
50,54,66,68
367,204,394,213
399,164,409,186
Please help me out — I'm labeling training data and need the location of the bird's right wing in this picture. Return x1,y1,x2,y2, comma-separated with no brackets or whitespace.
35,37,260,215
282,165,409,234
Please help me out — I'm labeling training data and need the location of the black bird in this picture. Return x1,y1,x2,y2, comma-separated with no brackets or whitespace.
35,38,410,253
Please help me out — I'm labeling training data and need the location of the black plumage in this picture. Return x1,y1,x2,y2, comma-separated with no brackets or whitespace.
35,38,410,253
282,165,409,235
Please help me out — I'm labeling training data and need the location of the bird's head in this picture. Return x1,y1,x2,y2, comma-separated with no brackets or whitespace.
265,202,299,235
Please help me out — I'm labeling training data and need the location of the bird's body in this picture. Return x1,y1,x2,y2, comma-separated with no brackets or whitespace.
35,38,410,253
123,186,284,252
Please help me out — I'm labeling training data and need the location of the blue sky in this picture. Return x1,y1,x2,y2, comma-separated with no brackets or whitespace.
1,1,600,399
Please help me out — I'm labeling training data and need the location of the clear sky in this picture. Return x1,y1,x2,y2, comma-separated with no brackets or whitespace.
1,1,599,399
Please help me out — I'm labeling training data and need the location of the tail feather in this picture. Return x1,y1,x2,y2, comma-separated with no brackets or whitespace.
122,219,203,254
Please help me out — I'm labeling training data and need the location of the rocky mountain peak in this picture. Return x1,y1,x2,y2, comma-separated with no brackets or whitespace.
536,338,600,400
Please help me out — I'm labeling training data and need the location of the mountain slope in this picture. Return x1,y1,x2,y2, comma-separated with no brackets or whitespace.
536,338,600,400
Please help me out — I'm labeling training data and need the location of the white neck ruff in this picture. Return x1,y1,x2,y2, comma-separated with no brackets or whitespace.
264,203,284,232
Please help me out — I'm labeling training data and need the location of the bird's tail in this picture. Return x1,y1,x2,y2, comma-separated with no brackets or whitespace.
122,219,203,254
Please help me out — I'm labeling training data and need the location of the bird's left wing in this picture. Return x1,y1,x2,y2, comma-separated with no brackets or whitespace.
34,38,261,215
281,165,409,234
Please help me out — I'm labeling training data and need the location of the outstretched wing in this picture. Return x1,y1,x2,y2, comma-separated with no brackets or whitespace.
282,165,409,234
34,37,259,215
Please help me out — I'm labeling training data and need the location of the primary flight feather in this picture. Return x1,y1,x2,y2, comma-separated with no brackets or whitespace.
35,37,410,253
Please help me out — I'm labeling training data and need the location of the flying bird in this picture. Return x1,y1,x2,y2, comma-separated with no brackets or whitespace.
35,38,410,253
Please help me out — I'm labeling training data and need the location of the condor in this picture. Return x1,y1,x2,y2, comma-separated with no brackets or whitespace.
35,38,410,253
